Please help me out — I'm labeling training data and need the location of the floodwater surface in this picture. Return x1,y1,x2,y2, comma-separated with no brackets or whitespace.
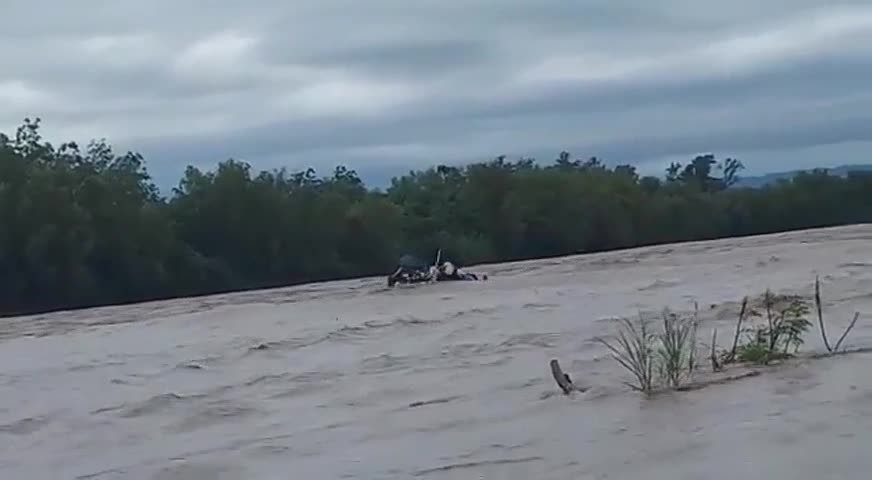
2,225,872,479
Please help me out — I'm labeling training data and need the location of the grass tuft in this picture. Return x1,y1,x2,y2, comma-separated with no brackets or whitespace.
656,310,698,388
595,317,656,394
596,311,698,394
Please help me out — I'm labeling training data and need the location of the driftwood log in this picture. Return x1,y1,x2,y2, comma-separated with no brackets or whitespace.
550,359,574,395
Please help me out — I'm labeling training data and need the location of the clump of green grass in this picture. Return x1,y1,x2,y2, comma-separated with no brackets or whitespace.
596,309,699,394
656,309,698,388
595,317,657,394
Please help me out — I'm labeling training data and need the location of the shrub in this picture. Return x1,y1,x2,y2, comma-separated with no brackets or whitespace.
732,290,811,365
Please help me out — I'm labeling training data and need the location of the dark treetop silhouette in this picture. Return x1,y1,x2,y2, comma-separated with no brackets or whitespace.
2,118,871,316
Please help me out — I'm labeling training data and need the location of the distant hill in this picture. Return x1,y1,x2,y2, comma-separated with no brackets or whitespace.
734,164,872,188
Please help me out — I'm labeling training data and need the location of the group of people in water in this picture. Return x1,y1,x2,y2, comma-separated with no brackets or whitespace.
386,253,486,287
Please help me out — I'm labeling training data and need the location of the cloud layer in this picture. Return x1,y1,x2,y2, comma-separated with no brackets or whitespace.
3,0,872,190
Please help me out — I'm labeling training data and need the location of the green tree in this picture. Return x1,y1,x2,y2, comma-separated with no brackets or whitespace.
2,118,872,316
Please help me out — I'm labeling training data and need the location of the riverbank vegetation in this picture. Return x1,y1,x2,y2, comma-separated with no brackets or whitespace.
594,279,865,396
2,118,872,315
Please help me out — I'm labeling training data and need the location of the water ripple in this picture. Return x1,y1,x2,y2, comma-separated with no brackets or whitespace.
3,225,872,479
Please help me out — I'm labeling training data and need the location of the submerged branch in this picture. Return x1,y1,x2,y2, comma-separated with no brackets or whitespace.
549,359,574,395
815,276,833,352
815,277,862,353
728,296,748,362
710,328,722,372
833,312,860,352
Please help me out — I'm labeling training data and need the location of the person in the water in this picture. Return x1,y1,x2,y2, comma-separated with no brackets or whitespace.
387,254,431,286
386,254,487,286
436,261,484,281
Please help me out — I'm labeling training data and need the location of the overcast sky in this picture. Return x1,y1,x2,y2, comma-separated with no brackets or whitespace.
3,0,872,191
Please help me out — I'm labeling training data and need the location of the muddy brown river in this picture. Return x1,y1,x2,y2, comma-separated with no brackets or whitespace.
2,224,871,479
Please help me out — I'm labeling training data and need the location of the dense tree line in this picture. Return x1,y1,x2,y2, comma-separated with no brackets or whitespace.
2,118,871,316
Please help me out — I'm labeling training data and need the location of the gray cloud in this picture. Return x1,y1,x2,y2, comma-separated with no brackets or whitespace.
2,0,872,193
